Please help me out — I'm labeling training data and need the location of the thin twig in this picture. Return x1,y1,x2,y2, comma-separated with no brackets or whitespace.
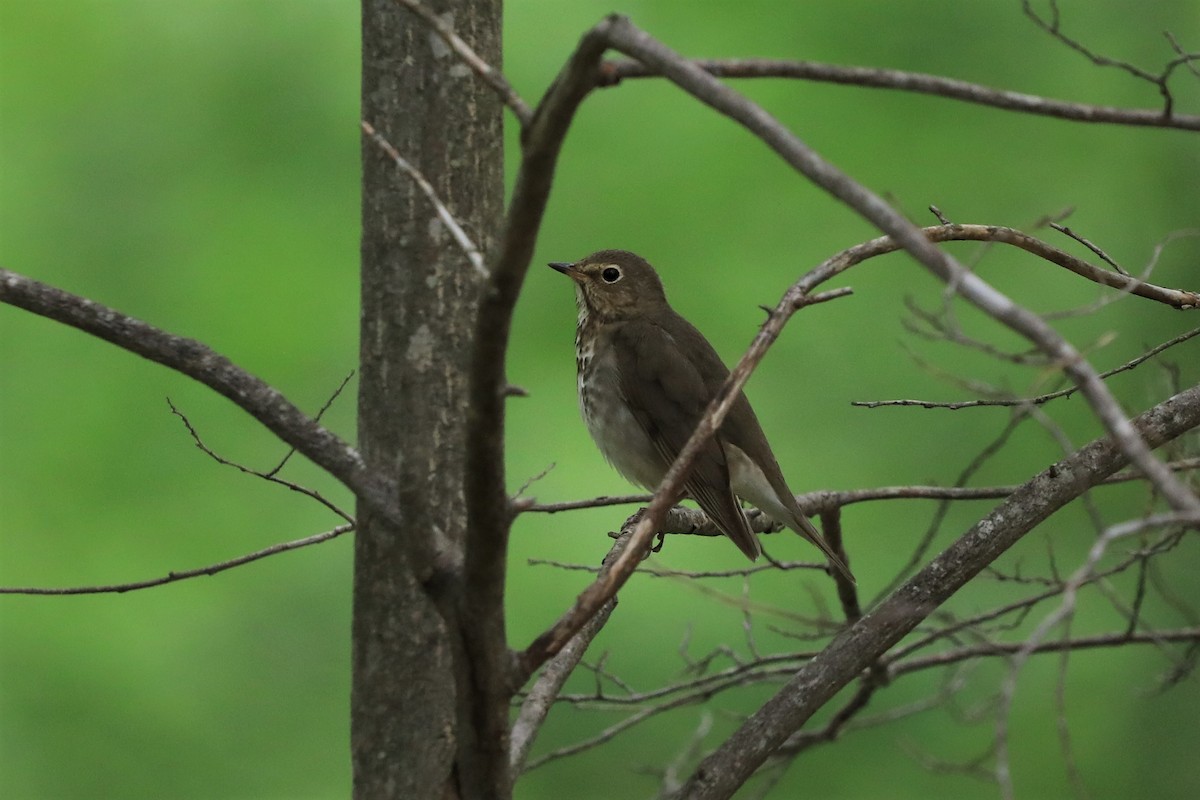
392,0,532,125
854,327,1200,409
525,457,1200,516
1051,222,1128,275
1022,0,1200,119
893,626,1200,676
361,120,488,277
0,524,354,595
1164,30,1200,80
527,558,823,580
167,398,353,523
268,370,356,476
0,269,397,528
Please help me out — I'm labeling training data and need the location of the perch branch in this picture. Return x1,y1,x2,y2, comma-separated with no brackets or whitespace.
515,283,853,684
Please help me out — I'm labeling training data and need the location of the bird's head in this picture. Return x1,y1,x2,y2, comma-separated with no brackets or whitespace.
549,249,668,321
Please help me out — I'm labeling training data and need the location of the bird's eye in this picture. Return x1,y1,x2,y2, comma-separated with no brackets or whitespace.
601,266,621,283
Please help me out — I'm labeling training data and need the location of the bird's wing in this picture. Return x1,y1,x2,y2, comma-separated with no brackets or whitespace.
654,311,857,583
612,319,761,561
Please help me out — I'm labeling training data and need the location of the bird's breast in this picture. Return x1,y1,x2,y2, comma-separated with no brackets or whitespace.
575,321,665,491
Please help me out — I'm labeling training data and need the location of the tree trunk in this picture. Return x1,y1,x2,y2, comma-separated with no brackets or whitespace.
354,1,504,797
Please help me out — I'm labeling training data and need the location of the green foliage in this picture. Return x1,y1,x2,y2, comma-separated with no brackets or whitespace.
2,1,1198,798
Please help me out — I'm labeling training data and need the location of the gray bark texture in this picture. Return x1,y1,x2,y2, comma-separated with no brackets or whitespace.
354,1,504,798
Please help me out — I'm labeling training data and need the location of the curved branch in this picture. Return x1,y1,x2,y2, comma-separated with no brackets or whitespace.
0,269,399,527
600,57,1200,131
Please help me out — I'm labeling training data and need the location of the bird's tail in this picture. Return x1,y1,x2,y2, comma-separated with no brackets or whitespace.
788,512,856,585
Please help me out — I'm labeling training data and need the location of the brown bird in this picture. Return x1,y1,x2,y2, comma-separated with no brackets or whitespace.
549,249,854,583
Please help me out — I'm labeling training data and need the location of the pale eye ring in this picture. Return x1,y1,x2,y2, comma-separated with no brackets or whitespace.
601,266,621,283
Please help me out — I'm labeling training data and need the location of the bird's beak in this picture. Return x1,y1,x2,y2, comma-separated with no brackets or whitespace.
548,261,584,283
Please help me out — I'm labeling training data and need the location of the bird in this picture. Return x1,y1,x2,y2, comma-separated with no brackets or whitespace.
548,249,855,584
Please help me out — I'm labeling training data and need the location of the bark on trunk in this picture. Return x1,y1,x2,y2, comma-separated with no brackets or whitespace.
354,1,504,797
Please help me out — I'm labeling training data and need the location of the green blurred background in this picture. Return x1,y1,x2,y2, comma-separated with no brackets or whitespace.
2,1,1198,798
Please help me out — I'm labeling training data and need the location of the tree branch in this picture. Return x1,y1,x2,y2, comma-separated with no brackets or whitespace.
891,626,1200,677
361,120,488,276
0,524,354,595
599,58,1200,131
525,458,1200,514
512,205,1198,681
509,535,632,773
854,326,1200,409
464,15,617,698
678,382,1200,799
514,282,850,684
391,0,532,124
166,397,354,523
1021,0,1199,118
0,269,400,527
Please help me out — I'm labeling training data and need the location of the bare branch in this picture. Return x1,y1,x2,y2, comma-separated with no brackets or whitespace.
679,382,1200,799
868,224,1196,309
510,537,627,773
0,269,399,528
1164,30,1200,80
600,15,1200,516
527,558,823,580
530,624,1200,770
510,600,617,773
1050,222,1129,275
892,627,1200,676
1043,228,1200,321
267,370,356,477
600,58,1200,131
527,493,654,513
392,0,532,125
854,327,1200,410
361,120,488,277
167,398,354,523
526,457,1200,517
1022,0,1200,118
0,524,354,596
